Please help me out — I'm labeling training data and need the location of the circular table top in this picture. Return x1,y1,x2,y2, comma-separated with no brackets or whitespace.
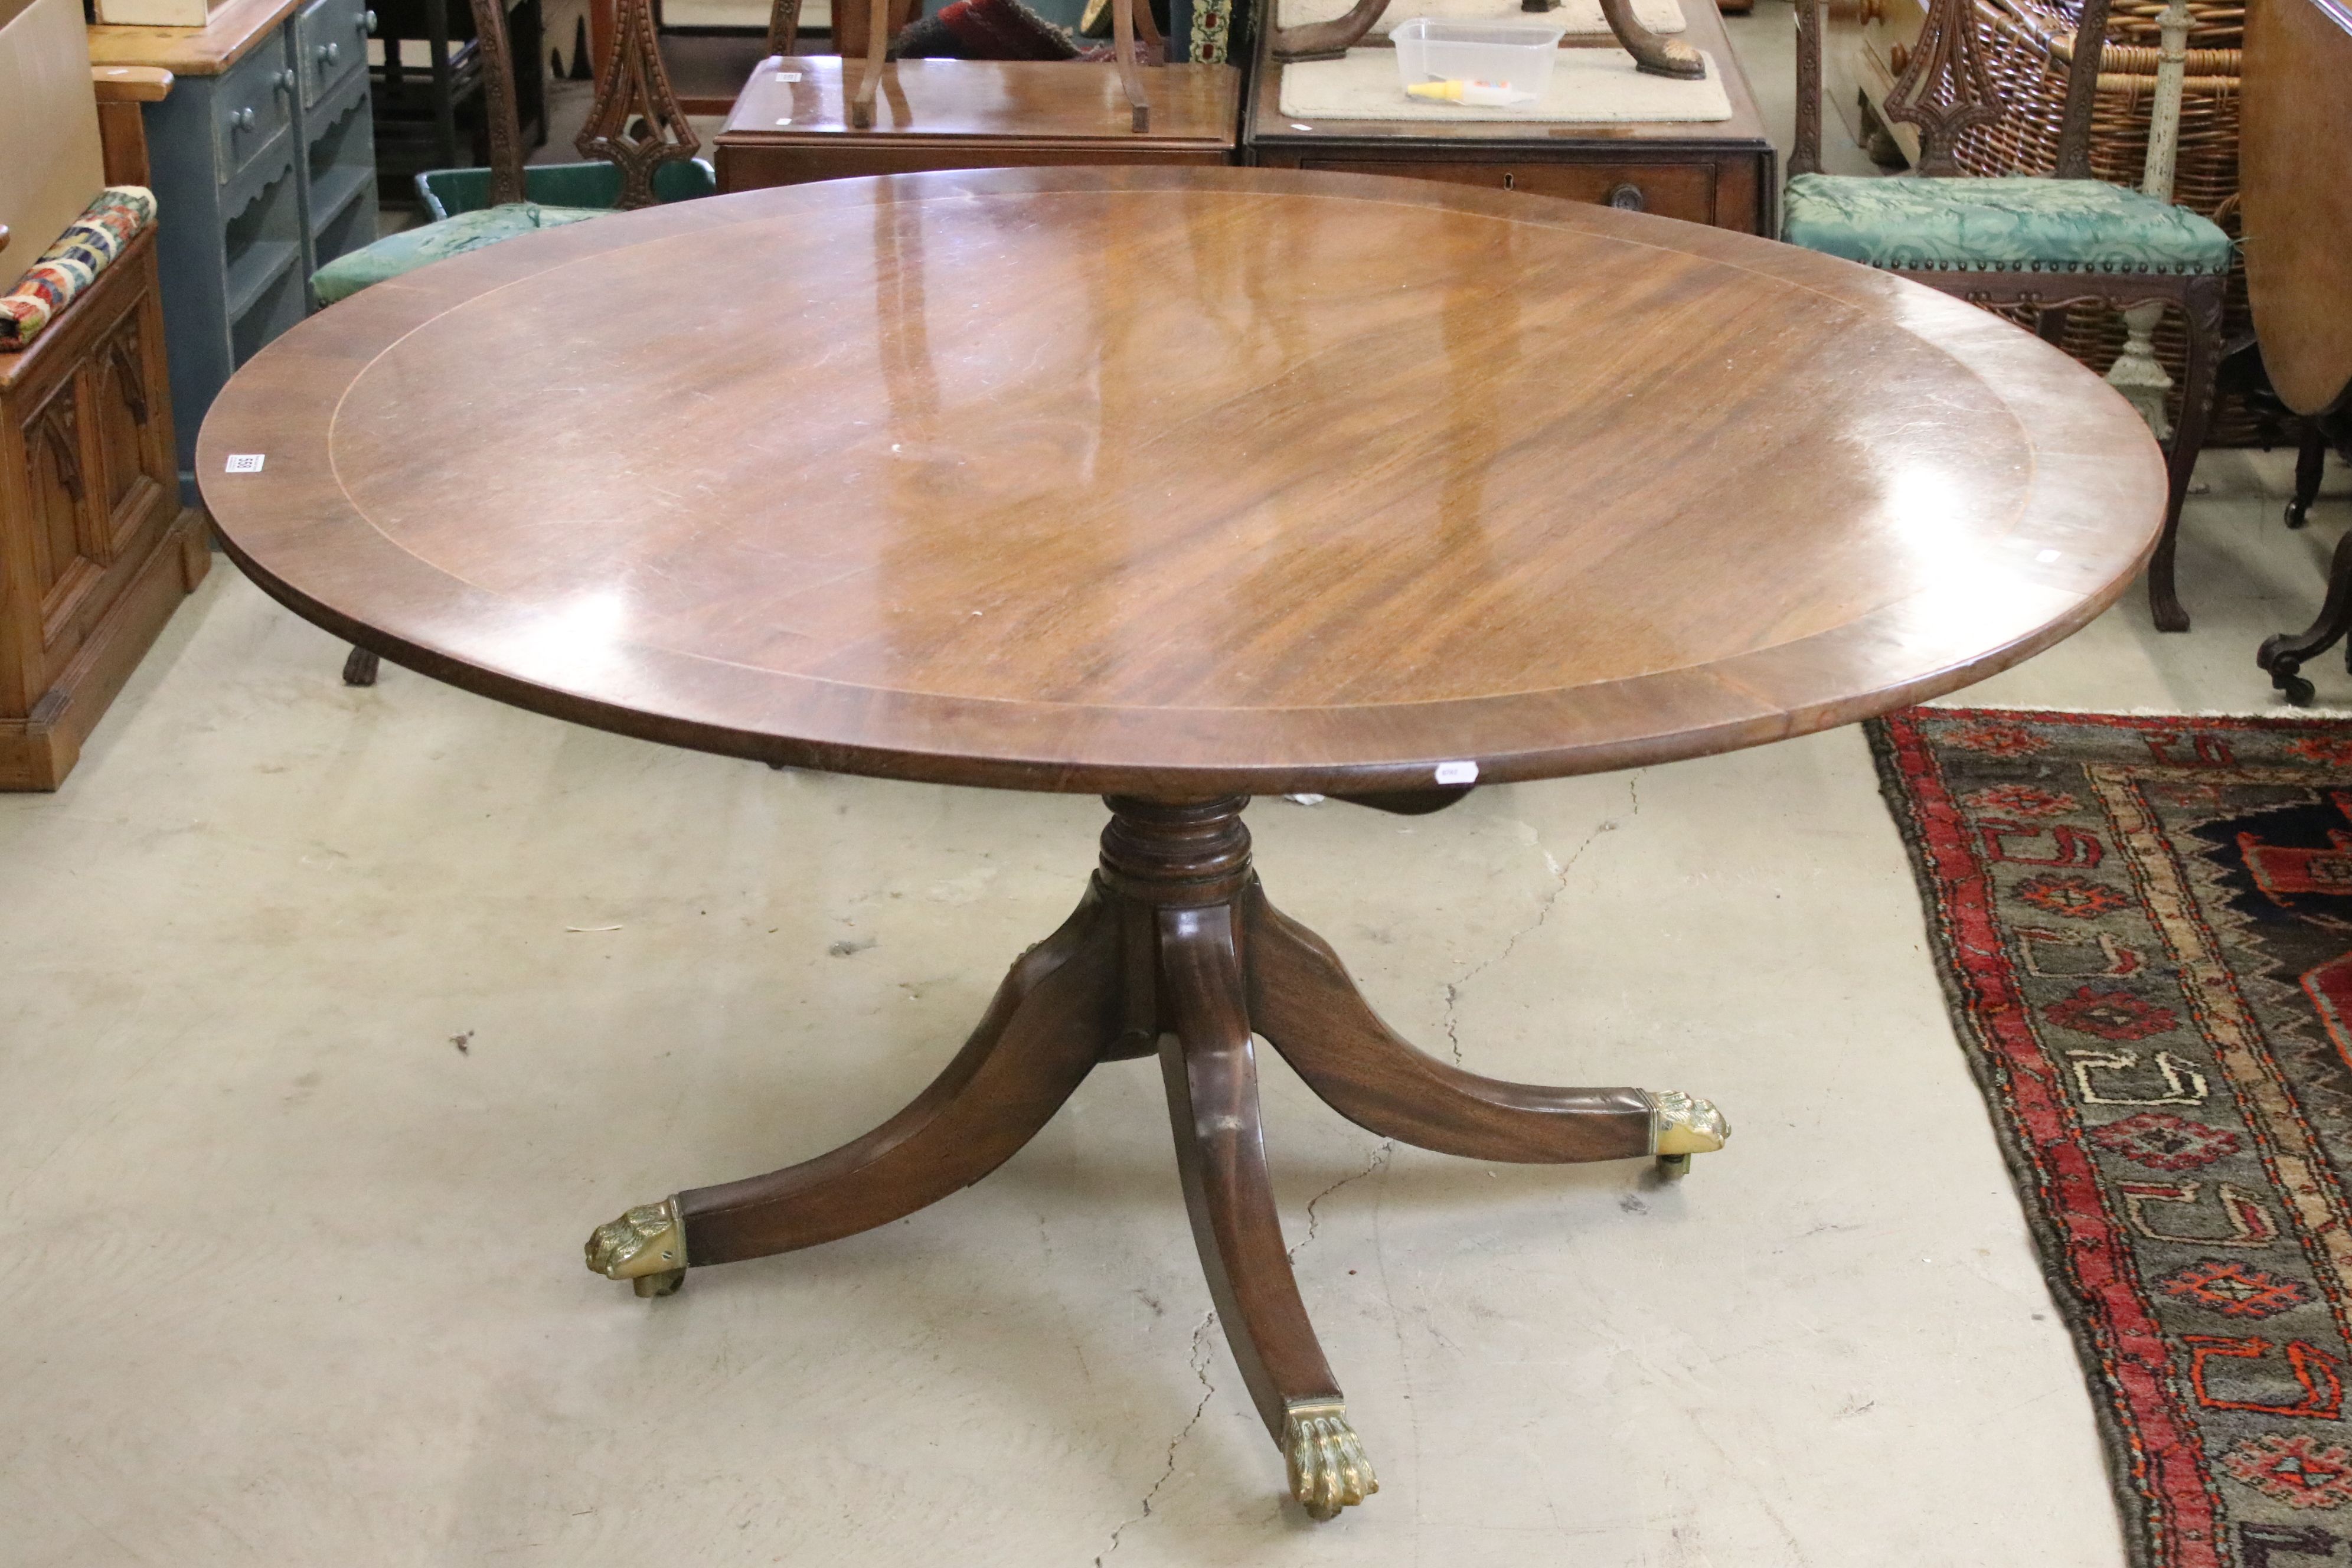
199,167,2165,796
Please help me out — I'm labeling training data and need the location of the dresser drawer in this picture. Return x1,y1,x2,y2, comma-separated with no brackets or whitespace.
1298,158,1716,223
211,34,297,187
295,0,372,109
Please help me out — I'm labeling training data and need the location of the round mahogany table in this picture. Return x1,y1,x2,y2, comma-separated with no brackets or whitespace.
198,166,2166,1521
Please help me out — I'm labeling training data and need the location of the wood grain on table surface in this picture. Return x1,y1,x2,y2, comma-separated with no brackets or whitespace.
197,166,2166,796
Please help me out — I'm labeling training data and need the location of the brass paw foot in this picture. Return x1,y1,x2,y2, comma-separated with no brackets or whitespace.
1283,1399,1377,1520
586,1197,688,1292
1648,1089,1729,1175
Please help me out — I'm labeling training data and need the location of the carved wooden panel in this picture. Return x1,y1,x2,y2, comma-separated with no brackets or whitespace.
1,228,208,789
92,312,166,558
21,384,99,629
1879,0,2002,174
466,0,530,207
577,0,701,210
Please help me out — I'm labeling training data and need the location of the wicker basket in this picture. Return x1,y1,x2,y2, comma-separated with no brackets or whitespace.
1939,0,2252,439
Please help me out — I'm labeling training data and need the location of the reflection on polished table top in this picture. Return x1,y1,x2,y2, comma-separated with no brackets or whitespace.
195,166,2164,798
192,168,2167,1524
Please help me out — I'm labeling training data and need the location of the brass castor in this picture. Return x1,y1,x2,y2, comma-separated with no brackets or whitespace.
1283,1399,1377,1520
1648,1089,1729,1178
586,1197,688,1295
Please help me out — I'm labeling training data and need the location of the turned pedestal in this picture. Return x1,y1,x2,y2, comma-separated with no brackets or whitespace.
584,797,1727,1518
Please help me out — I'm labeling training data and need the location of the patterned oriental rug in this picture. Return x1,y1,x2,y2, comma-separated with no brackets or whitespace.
1872,710,2352,1568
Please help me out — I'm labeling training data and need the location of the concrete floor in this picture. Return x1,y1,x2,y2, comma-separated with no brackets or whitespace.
17,11,2352,1566
15,465,2346,1568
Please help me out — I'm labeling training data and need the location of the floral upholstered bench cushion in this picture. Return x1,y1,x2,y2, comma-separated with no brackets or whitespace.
1781,174,2234,275
311,202,609,305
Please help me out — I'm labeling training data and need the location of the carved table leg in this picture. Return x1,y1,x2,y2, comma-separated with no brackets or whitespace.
585,886,1122,1285
2259,523,2352,707
1160,902,1375,1519
581,793,1725,1518
342,646,380,686
1243,883,1727,1173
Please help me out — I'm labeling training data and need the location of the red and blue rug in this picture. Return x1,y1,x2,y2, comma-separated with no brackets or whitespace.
1873,709,2352,1568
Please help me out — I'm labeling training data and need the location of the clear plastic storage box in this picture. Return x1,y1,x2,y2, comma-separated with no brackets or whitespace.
1390,18,1566,99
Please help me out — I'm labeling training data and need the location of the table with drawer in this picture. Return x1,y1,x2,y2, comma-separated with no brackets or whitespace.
91,0,381,496
1242,0,1776,235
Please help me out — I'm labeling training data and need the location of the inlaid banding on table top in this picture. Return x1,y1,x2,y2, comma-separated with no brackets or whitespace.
315,192,2037,708
199,167,2167,790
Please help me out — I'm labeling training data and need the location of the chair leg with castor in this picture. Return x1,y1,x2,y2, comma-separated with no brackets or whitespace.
2148,279,2226,633
2259,526,2352,706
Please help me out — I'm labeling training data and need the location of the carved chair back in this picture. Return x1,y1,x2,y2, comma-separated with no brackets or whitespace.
766,0,803,52
1791,0,2111,176
468,0,699,210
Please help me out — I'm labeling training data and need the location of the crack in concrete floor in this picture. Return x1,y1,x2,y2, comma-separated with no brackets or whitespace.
1290,1138,1396,1265
1095,1311,1220,1564
1440,772,1644,1066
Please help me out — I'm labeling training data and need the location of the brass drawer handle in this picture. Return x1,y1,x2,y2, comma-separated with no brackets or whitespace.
1889,41,1910,73
235,105,257,129
362,8,377,30
1606,182,1645,211
1858,0,1883,22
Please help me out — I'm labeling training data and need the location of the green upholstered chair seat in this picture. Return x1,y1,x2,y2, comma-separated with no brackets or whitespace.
415,158,717,220
311,160,719,305
1781,173,2234,276
312,203,611,304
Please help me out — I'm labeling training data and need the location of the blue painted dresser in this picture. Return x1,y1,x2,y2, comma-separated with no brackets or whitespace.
90,0,380,497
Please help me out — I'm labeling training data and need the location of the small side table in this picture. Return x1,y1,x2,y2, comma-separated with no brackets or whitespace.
714,56,1239,190
1243,0,1776,234
90,0,382,498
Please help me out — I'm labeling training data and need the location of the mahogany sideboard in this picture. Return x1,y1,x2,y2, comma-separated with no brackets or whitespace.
1242,0,1775,234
